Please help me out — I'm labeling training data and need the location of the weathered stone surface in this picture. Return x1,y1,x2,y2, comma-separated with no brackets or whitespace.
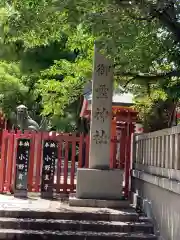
0,218,154,233
76,168,123,200
0,194,157,239
88,47,113,169
16,104,39,131
69,195,130,208
0,229,157,240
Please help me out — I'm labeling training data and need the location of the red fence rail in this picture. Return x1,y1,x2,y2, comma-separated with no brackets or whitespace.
0,130,120,195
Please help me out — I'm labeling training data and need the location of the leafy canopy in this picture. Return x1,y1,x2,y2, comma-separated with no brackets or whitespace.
0,0,180,130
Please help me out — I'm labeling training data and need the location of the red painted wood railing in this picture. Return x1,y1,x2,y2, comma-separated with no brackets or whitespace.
0,130,122,195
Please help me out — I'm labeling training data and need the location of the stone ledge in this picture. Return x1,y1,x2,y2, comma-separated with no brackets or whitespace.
135,124,180,140
132,169,180,195
133,163,180,182
69,196,130,208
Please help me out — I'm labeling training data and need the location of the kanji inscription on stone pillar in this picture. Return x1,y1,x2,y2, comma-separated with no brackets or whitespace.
89,46,114,169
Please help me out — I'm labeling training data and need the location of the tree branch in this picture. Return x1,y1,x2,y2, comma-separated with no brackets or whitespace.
127,15,155,21
116,0,180,43
122,77,136,88
125,9,155,21
117,69,180,77
116,70,180,87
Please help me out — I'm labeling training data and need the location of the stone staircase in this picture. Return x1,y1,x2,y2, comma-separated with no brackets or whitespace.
0,204,157,239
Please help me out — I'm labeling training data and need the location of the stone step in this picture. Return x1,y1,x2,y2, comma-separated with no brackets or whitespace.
0,229,157,239
139,217,152,223
0,209,138,222
69,196,130,208
0,218,154,233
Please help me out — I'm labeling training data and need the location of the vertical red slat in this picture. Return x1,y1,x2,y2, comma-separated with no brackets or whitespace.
119,128,126,169
70,134,76,192
124,123,134,199
63,136,69,193
2,134,9,192
4,120,7,130
34,132,42,192
4,132,15,192
56,135,62,193
28,132,36,192
0,130,8,192
124,124,129,198
78,134,83,168
0,131,3,151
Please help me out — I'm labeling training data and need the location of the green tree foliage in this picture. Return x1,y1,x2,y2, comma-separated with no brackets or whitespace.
0,61,30,117
0,0,180,131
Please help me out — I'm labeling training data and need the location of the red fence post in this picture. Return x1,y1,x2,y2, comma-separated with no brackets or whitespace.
124,123,135,199
0,130,3,151
28,131,36,192
119,127,126,169
34,132,42,192
70,134,76,192
0,130,8,192
63,135,69,193
78,134,83,168
4,131,15,192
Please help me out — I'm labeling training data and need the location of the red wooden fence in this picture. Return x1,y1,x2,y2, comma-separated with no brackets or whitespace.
0,130,122,195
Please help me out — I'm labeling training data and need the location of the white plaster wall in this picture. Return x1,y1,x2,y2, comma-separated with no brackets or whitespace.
132,173,180,240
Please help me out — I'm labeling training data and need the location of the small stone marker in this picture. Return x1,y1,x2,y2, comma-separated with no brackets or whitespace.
14,139,30,198
41,140,58,199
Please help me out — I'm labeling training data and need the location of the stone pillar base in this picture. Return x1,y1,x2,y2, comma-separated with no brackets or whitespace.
69,195,130,208
76,168,124,200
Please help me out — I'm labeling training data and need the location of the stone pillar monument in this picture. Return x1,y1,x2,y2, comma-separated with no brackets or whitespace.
75,45,123,201
88,46,113,170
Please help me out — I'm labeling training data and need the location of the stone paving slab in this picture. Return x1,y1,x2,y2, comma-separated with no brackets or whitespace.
0,217,154,233
0,229,157,239
0,194,135,215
